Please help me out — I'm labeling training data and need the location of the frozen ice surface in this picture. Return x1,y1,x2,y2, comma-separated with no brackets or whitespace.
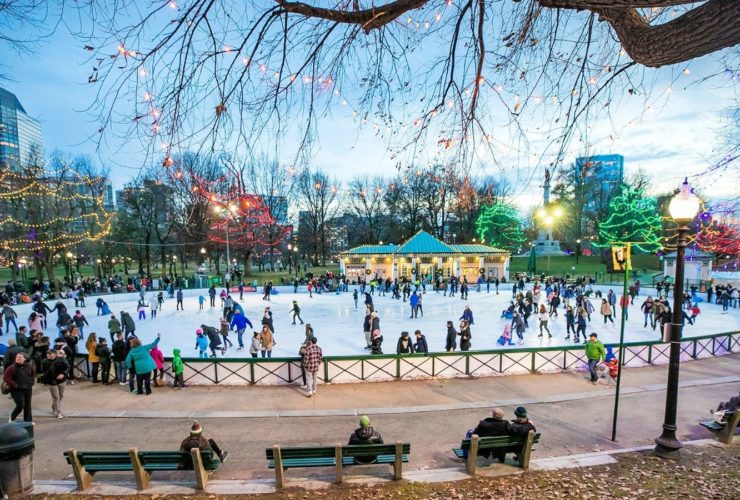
8,285,738,358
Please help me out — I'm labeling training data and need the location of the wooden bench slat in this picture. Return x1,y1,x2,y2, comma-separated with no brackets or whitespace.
699,421,725,430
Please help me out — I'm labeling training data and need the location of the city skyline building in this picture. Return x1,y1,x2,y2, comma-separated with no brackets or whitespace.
0,87,43,169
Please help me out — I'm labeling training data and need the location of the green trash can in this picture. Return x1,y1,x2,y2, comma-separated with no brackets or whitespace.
0,422,35,496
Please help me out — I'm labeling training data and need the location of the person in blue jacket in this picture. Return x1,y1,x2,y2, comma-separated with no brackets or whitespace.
229,311,253,350
194,329,208,358
459,305,474,325
125,333,161,395
409,291,419,318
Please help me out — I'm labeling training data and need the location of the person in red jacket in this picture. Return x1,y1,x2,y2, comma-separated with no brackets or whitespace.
3,352,36,422
619,295,630,321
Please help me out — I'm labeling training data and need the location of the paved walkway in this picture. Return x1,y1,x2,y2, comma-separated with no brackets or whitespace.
5,353,737,483
16,351,740,418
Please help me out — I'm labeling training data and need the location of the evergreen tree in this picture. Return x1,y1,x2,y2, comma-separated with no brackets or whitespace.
475,202,527,252
595,185,663,252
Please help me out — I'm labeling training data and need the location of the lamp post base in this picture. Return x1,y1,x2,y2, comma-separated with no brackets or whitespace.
654,428,683,459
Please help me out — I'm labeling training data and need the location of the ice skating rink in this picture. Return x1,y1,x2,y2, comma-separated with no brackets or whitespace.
9,285,739,358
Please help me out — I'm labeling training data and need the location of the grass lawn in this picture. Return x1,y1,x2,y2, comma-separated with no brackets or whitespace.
510,254,662,279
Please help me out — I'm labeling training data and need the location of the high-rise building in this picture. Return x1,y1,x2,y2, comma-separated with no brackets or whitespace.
0,87,43,169
574,154,624,211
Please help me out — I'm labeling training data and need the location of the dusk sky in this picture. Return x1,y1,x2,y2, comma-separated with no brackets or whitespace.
2,5,738,211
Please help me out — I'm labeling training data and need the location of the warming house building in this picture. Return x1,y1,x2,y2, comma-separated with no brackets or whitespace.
339,230,511,282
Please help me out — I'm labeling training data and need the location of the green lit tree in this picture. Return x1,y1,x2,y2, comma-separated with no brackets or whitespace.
595,185,663,252
475,203,527,253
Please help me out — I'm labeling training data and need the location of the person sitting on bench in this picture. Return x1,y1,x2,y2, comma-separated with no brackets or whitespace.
711,391,739,422
472,408,512,461
180,421,229,463
348,415,383,464
510,406,536,434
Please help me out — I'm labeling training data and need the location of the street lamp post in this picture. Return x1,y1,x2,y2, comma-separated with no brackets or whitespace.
576,239,582,265
294,247,299,277
287,244,293,272
654,178,701,459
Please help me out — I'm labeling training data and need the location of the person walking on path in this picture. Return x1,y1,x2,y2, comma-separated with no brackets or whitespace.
125,334,161,395
302,336,323,397
585,333,606,384
289,301,305,325
41,349,69,418
600,299,615,325
537,304,552,338
3,352,35,421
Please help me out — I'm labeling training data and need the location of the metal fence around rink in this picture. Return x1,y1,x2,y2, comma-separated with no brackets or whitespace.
72,330,739,386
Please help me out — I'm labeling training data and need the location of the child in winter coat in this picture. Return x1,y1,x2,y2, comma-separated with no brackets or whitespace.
194,329,208,358
497,323,514,346
150,343,165,386
150,301,157,319
690,304,701,323
172,348,185,388
198,295,205,310
219,317,233,351
137,302,147,321
249,331,261,358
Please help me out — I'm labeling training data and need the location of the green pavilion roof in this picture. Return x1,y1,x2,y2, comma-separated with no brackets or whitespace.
342,230,509,256
395,230,454,254
449,244,508,254
343,244,398,255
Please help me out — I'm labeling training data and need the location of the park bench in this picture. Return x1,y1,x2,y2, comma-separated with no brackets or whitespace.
699,411,739,444
63,447,221,491
452,431,540,475
265,442,410,489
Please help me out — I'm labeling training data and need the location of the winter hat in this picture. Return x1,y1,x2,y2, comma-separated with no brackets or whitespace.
196,328,203,335
514,406,528,418
111,315,116,319
190,421,203,436
359,415,371,427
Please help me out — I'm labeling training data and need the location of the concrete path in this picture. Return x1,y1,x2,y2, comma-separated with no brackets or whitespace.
4,353,736,482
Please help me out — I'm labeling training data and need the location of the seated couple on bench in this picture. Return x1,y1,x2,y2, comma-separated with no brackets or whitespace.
465,406,536,461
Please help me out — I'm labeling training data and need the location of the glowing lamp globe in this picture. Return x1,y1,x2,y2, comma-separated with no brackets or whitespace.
668,178,700,223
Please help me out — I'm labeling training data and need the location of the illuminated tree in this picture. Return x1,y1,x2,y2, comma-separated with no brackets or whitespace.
595,185,662,252
0,163,113,287
696,217,740,258
475,202,527,252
